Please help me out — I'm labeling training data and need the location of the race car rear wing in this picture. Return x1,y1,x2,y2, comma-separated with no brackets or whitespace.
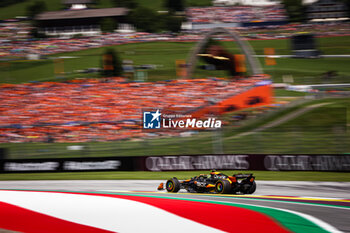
233,173,254,179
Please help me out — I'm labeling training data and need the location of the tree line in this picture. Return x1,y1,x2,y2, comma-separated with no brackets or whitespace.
0,0,26,7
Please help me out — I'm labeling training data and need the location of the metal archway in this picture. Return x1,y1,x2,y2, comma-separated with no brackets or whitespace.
186,27,262,78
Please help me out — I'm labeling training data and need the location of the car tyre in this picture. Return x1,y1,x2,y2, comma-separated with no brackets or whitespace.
242,181,256,194
247,181,256,194
215,179,231,194
166,177,180,193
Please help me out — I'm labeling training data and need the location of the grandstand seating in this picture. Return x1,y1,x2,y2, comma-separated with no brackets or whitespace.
186,5,287,24
0,75,270,143
1,22,350,58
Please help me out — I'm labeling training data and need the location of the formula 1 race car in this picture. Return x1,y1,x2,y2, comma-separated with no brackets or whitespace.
158,170,256,194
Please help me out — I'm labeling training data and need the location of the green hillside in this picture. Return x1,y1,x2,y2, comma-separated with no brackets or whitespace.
1,36,350,84
0,0,63,20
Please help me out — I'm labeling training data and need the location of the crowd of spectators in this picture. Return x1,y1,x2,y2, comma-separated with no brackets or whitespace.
0,75,269,143
1,21,349,58
186,5,287,24
0,22,31,42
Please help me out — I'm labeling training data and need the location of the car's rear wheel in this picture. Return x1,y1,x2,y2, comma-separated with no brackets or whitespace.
241,181,256,194
215,179,231,194
166,178,180,193
248,181,256,194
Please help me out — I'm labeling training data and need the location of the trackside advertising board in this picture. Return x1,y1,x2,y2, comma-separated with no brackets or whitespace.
144,154,350,171
0,157,140,173
0,154,349,173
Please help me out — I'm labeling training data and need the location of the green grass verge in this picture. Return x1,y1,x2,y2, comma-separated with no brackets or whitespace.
225,97,349,135
273,89,307,97
1,36,350,84
0,170,349,181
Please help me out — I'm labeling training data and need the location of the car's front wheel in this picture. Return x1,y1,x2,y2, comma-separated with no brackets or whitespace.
215,179,231,194
166,178,180,193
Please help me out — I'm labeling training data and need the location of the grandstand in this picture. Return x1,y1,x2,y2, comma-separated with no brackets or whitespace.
307,0,348,21
213,0,281,6
186,5,287,29
0,0,349,156
0,74,271,143
1,23,350,59
35,0,129,37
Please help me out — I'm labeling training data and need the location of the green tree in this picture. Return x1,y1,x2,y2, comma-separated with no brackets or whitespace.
186,0,212,7
101,48,123,77
0,0,26,7
341,0,350,17
112,0,138,9
160,14,184,33
100,17,117,33
30,28,47,38
164,0,184,12
200,38,221,54
129,7,160,32
282,0,305,22
26,1,47,19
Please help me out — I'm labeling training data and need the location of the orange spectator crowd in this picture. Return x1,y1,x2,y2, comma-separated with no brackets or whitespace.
0,75,269,143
